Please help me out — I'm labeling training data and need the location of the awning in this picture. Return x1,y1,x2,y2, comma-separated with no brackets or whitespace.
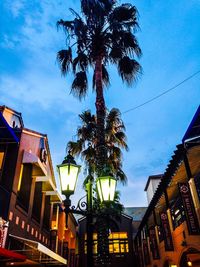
45,190,63,203
9,234,67,265
22,151,47,176
36,175,57,192
0,113,19,144
0,247,26,261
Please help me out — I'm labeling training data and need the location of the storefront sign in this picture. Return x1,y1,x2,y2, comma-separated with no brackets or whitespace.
149,226,160,260
160,212,174,251
0,219,9,248
142,239,151,265
179,183,200,235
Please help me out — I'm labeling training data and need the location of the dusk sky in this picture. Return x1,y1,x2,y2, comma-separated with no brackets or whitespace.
0,0,200,207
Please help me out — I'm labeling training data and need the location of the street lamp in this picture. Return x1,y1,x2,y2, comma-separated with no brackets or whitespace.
57,152,81,197
57,151,117,267
96,176,117,203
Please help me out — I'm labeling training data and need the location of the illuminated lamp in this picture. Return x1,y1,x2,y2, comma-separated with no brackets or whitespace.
96,176,117,202
57,152,81,196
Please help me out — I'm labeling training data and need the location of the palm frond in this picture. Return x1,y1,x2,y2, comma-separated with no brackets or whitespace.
109,4,138,25
118,56,142,85
119,31,142,58
82,146,96,163
67,140,83,156
57,48,72,75
81,0,115,20
115,168,127,184
71,71,88,99
73,18,88,39
79,110,93,124
72,53,89,73
56,19,74,32
102,64,110,87
109,146,122,160
109,47,123,63
107,108,121,125
114,131,128,151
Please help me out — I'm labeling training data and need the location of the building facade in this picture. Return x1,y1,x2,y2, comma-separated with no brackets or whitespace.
134,106,200,267
78,213,134,267
0,105,77,266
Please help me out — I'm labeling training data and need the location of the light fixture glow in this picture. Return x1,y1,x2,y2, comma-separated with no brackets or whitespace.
57,153,81,196
174,209,180,215
96,176,117,202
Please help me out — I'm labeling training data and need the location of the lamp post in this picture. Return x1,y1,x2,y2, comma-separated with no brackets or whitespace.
57,151,117,267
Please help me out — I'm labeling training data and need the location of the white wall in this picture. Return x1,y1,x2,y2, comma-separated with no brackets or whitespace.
146,179,161,204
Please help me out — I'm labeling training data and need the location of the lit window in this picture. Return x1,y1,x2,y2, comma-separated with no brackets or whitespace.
17,165,24,191
0,152,4,170
84,232,129,255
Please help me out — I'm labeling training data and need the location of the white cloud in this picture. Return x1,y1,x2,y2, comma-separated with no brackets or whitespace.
0,72,82,113
5,0,25,18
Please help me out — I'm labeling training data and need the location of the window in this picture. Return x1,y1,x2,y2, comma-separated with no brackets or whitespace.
0,152,4,170
0,151,5,181
43,196,51,230
85,232,129,255
51,204,58,230
17,164,32,212
170,197,185,229
32,182,43,223
157,225,164,242
194,174,200,201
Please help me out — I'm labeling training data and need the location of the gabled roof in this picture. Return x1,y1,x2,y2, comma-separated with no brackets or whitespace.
123,207,147,221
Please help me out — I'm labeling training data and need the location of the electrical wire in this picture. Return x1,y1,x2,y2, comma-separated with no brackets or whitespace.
122,70,200,114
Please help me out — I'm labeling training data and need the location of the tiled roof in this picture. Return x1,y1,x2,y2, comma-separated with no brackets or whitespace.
123,207,147,221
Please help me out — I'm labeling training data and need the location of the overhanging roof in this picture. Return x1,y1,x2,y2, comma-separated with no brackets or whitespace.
45,190,63,203
182,105,200,143
9,234,67,265
0,247,26,261
22,151,47,176
0,112,19,144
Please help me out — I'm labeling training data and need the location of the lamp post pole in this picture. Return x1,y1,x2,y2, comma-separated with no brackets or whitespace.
86,178,93,267
57,152,117,267
63,182,94,267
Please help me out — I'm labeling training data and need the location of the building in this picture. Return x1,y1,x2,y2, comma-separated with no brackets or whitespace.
144,175,163,204
76,206,147,267
51,203,78,267
134,106,200,267
0,105,77,266
124,207,147,240
78,212,134,267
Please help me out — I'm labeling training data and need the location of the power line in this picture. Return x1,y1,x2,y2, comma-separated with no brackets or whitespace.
122,70,200,114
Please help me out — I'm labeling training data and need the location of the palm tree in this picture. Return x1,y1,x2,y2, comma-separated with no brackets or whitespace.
67,108,127,266
67,108,128,185
93,190,124,266
57,0,142,176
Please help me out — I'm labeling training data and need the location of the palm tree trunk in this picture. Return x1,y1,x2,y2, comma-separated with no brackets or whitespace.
95,55,106,176
95,56,110,267
96,216,110,267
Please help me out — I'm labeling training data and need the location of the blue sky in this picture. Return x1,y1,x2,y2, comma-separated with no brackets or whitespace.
0,0,200,207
